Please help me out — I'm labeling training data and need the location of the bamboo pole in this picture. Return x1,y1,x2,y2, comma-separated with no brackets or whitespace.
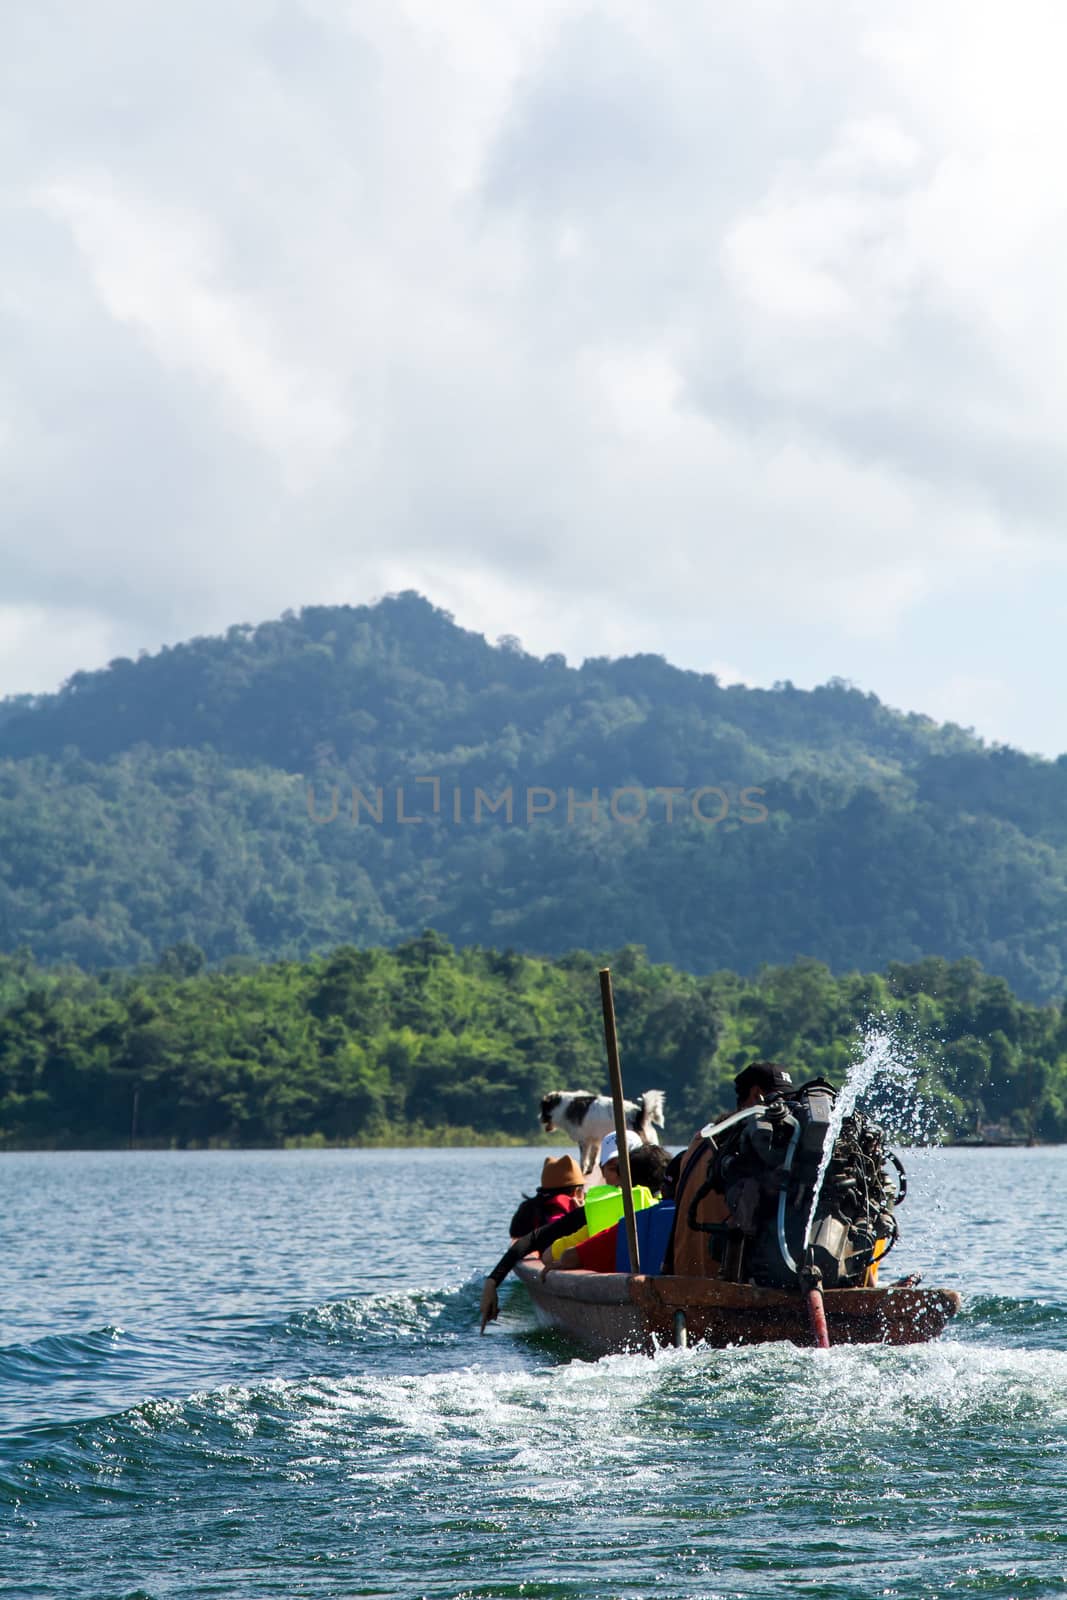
598,967,640,1274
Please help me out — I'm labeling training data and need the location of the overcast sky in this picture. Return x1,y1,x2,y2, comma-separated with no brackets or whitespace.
3,1,1066,754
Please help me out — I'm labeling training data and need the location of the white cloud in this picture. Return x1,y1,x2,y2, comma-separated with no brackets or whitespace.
0,605,122,699
2,0,1066,750
707,660,758,690
923,672,1017,745
37,176,352,487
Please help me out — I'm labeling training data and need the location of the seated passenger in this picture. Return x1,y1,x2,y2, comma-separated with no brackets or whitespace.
548,1145,675,1274
508,1154,586,1237
543,1130,652,1261
596,1128,644,1188
481,1194,600,1330
665,1060,794,1277
479,1142,659,1330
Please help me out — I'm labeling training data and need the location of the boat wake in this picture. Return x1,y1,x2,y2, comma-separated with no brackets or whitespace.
6,1323,1067,1498
955,1292,1067,1347
0,1325,128,1383
280,1279,482,1347
6,1284,1067,1599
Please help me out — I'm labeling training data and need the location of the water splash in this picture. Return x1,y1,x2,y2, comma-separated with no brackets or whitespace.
802,1017,923,1249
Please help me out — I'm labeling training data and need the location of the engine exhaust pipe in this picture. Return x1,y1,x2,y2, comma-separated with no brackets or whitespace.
800,1248,831,1350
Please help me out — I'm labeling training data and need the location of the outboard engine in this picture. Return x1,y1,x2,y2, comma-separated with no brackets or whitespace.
695,1079,904,1290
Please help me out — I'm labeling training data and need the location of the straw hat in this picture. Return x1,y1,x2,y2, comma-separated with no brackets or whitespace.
540,1154,585,1190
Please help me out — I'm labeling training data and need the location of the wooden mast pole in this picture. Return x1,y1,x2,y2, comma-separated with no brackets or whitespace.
599,967,641,1274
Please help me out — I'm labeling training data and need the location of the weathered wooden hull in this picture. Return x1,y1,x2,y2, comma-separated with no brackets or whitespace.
515,1260,961,1355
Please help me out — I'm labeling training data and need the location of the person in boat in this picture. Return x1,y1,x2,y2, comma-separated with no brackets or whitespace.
595,1128,643,1188
479,1140,664,1332
539,1129,652,1262
508,1154,587,1237
546,1144,674,1274
664,1060,794,1277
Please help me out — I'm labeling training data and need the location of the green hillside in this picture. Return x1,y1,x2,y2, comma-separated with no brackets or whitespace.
1,942,1062,1149
2,593,1067,997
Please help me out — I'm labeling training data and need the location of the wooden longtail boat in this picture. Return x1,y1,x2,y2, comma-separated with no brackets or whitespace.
509,970,962,1357
515,1258,961,1355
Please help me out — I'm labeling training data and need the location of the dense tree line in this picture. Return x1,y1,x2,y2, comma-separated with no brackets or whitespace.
2,593,1067,998
1,941,1063,1149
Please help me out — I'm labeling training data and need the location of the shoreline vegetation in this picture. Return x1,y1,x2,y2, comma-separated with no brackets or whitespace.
1,1137,1050,1154
2,934,1065,1152
0,1130,558,1153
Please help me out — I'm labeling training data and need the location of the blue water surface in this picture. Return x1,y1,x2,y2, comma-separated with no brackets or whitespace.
1,1146,1065,1600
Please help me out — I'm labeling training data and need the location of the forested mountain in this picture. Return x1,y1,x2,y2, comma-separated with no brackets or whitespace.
2,592,1066,998
1,942,1062,1149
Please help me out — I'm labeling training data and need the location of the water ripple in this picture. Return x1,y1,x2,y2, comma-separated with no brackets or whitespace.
1,1146,1065,1600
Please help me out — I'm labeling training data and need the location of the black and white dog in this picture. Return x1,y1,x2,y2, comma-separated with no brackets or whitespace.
539,1090,666,1175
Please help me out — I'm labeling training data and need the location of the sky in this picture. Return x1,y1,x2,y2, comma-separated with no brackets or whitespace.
3,0,1066,755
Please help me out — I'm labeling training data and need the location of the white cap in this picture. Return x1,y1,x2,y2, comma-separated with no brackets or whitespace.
599,1130,643,1166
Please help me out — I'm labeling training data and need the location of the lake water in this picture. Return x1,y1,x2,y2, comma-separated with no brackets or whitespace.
1,1147,1065,1599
